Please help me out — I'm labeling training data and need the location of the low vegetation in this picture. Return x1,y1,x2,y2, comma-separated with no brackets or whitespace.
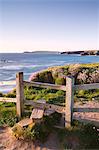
0,63,99,148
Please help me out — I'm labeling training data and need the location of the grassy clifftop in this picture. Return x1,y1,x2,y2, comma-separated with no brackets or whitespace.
30,63,99,85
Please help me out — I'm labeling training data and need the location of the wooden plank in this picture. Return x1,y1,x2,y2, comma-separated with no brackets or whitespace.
23,81,66,91
74,83,99,90
24,100,65,113
0,97,17,103
73,117,99,127
44,109,55,116
54,125,64,129
30,108,44,119
16,72,24,118
74,107,99,112
65,76,74,128
18,118,34,127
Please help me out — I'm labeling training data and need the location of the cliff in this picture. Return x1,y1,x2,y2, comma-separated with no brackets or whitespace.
29,63,99,85
60,50,99,55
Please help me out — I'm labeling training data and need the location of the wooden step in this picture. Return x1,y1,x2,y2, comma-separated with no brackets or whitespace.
44,109,55,116
18,118,34,127
30,108,44,119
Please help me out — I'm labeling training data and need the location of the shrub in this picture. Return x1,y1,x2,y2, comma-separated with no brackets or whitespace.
5,92,16,98
55,77,65,85
0,92,4,97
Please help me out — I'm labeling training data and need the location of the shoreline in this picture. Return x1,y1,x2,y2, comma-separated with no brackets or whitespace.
0,62,99,94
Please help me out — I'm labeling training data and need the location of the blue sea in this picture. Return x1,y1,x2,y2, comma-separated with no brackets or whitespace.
0,52,99,93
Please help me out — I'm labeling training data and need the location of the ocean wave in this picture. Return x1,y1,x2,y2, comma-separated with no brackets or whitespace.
24,64,40,69
0,80,16,86
0,65,24,70
0,64,40,70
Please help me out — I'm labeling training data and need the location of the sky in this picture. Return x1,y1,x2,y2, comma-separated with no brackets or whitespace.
0,0,99,53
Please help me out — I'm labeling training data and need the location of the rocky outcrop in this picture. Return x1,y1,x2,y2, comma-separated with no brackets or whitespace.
60,50,99,56
29,70,54,83
77,69,99,84
81,50,99,56
29,63,99,85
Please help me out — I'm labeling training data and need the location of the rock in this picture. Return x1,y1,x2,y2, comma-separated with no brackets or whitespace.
29,63,99,85
29,71,39,82
38,71,54,83
77,68,99,84
68,64,81,77
29,70,54,84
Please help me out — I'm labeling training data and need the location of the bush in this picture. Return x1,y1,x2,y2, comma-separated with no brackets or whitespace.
5,92,16,98
0,92,4,97
55,77,65,85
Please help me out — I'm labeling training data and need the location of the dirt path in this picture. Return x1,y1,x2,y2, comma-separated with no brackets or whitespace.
0,127,60,150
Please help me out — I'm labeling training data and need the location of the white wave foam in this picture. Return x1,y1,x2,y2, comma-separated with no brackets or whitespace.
0,64,40,70
24,64,40,68
0,80,16,86
0,65,23,70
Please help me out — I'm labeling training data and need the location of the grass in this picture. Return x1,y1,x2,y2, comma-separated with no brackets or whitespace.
0,104,18,127
0,86,99,127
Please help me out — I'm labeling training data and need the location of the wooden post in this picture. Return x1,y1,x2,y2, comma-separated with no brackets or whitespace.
16,72,24,118
65,76,74,128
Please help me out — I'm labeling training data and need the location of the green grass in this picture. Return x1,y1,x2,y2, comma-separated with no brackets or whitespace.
0,87,99,126
0,104,18,127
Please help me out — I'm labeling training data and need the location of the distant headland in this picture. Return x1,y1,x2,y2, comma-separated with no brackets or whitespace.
23,51,59,54
23,50,99,56
60,50,99,56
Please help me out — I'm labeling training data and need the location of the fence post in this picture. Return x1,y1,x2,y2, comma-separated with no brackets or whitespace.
65,76,74,128
16,72,24,118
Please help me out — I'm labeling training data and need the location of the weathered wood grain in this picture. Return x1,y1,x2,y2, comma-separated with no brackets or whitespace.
16,72,24,117
24,100,65,113
65,76,74,128
30,108,44,119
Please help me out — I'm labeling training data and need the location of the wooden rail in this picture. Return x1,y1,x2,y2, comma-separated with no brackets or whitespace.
24,100,65,113
24,81,66,91
73,107,99,112
0,72,99,128
75,83,99,90
0,97,17,103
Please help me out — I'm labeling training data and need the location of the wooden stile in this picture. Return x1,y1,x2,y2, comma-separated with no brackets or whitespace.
0,71,99,128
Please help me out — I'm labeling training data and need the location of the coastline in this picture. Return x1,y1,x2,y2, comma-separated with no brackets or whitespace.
1,62,99,94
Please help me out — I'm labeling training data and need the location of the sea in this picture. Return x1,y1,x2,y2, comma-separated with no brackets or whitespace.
0,52,99,93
